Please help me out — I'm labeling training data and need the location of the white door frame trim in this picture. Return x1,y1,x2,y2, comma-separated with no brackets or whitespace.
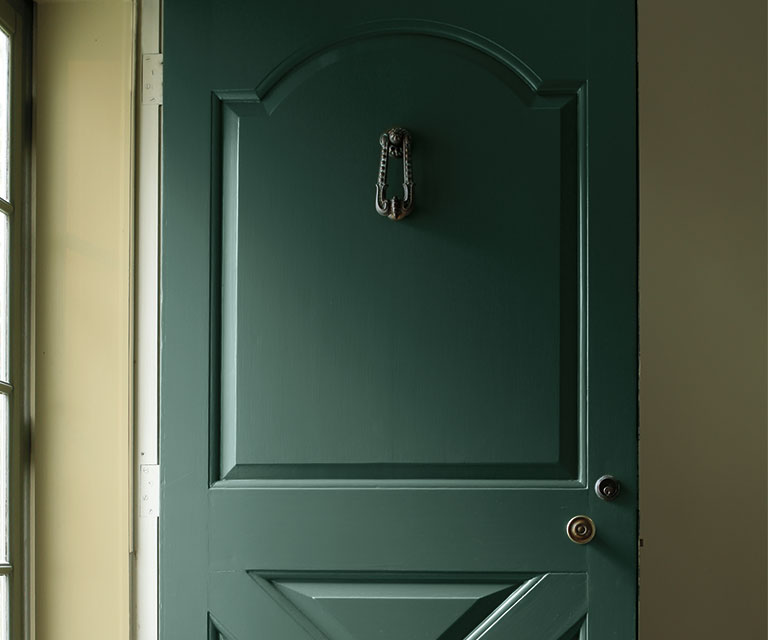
133,0,161,638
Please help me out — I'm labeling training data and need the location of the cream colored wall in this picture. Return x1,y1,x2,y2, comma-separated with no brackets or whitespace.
29,0,767,639
638,0,767,637
33,1,133,639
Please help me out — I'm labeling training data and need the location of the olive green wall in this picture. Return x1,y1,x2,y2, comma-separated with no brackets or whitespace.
32,1,133,639
30,0,767,639
638,0,767,637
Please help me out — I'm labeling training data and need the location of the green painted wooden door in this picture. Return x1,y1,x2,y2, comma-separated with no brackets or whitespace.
160,2,637,639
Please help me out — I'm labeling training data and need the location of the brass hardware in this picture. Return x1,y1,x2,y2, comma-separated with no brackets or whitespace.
375,127,414,220
566,515,596,544
595,475,621,502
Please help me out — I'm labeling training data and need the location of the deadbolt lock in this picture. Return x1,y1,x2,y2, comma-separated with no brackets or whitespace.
595,475,621,502
566,515,596,544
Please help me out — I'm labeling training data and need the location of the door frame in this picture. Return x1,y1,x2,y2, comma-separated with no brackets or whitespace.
133,0,161,638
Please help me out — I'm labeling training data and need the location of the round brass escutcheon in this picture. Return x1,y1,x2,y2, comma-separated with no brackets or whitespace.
566,515,596,544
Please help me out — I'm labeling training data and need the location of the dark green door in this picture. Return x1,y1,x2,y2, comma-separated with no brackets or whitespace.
160,2,637,639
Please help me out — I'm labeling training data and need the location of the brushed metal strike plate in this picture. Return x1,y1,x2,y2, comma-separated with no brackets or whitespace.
140,464,160,518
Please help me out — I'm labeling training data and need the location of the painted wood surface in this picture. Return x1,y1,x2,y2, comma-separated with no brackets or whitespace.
161,2,637,638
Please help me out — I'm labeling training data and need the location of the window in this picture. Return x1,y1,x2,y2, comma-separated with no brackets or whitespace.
0,2,29,639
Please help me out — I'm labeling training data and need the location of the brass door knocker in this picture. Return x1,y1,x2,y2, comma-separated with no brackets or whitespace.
375,127,414,221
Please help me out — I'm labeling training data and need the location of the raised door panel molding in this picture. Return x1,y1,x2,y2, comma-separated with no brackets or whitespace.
209,21,586,484
208,571,586,640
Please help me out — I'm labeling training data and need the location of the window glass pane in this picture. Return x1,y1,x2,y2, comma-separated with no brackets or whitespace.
0,215,6,382
0,30,9,202
0,394,6,563
0,575,6,639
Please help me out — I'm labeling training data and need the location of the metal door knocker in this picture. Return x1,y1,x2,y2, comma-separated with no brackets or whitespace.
375,127,414,221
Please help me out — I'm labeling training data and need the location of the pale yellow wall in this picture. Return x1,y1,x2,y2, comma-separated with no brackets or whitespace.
638,0,767,637
32,1,133,639
28,0,767,639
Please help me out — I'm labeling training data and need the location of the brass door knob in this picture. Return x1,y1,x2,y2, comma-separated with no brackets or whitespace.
566,515,596,544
